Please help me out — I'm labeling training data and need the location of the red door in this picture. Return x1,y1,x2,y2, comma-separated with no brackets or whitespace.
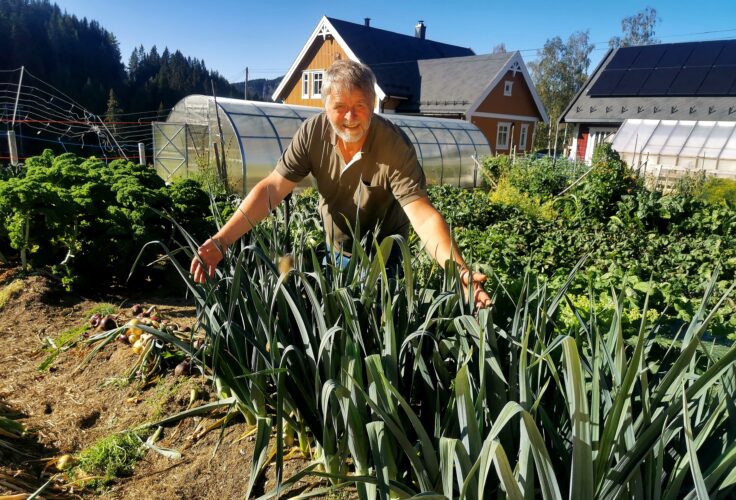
576,126,588,161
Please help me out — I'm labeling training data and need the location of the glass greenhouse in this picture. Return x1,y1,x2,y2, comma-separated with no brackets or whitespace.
612,119,736,179
153,95,491,193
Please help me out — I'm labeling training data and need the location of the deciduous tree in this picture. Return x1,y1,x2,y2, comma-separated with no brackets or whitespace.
530,31,594,150
609,7,660,49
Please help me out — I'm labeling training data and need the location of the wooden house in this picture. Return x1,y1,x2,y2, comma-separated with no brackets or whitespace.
271,16,548,153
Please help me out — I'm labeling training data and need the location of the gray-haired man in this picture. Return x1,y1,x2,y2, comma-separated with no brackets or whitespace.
191,59,491,308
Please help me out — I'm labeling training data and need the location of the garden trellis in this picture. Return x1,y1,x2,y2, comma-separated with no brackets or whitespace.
0,66,162,164
155,95,492,193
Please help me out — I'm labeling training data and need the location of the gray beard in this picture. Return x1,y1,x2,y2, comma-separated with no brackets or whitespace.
331,117,371,144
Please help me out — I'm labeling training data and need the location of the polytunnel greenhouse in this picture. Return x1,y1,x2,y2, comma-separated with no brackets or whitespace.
611,119,736,179
153,95,491,193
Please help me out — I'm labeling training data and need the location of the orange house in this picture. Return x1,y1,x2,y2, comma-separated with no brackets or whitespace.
272,16,548,153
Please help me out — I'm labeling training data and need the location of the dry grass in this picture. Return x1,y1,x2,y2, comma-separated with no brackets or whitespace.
0,279,24,311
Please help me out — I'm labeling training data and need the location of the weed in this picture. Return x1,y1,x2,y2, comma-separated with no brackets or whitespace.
74,430,148,489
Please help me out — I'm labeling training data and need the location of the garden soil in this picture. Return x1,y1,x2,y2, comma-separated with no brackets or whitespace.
0,266,326,499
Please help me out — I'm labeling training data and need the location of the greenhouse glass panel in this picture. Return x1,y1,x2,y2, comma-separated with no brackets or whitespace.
440,142,461,186
701,122,735,158
270,117,304,145
242,138,281,191
659,121,696,156
230,114,273,139
458,144,479,186
679,122,715,158
721,127,736,160
645,121,676,156
467,130,488,147
419,143,443,184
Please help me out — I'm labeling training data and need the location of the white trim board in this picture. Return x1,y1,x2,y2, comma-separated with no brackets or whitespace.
469,111,539,122
271,16,386,106
466,51,549,124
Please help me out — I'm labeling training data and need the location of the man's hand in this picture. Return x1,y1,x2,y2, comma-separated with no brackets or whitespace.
460,269,493,309
190,237,226,284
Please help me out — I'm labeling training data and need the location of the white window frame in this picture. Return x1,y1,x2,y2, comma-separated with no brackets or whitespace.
312,71,323,98
497,122,511,150
519,124,529,150
504,80,513,96
301,72,310,99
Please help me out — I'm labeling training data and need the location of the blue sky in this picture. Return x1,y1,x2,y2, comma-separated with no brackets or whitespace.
53,0,736,82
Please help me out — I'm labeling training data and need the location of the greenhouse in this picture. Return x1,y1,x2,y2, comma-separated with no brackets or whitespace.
611,119,736,179
153,95,491,193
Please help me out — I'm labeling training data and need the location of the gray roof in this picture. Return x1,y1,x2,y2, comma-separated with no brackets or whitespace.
371,52,516,114
562,41,736,124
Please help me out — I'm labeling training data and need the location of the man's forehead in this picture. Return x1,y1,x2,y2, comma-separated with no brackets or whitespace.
329,87,371,103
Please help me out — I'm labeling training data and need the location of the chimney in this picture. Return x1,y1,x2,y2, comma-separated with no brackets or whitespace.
415,20,426,39
364,17,371,27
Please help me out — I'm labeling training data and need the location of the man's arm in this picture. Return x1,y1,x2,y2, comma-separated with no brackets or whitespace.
403,196,493,309
190,170,297,283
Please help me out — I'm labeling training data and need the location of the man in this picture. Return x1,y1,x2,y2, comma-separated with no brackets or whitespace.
191,59,492,309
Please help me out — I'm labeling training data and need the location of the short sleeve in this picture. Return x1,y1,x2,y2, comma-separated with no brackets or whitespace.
388,141,427,207
274,118,313,182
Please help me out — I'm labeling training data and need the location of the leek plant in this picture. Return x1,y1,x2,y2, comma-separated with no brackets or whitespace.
152,203,736,500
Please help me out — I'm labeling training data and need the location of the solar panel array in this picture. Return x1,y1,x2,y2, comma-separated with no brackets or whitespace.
588,40,736,97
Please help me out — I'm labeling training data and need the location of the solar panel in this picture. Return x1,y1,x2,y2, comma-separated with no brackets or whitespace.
638,68,680,95
612,69,651,95
658,45,693,67
697,67,736,95
668,67,708,95
630,45,666,68
714,41,736,65
588,69,626,96
606,48,640,69
686,43,723,67
588,41,736,98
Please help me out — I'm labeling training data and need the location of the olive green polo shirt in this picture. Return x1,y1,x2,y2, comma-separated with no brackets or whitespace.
275,113,427,251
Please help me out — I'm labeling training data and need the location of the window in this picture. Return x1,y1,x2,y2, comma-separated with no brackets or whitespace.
497,122,510,150
301,72,310,98
519,124,529,150
312,71,323,98
504,81,513,96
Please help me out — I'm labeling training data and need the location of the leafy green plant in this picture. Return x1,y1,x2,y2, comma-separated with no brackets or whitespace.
0,150,222,290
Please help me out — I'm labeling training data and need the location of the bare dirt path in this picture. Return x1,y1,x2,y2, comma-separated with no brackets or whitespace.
0,267,317,499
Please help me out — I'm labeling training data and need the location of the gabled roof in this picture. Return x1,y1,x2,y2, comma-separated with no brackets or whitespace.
326,17,474,65
373,51,547,122
562,40,736,124
272,16,474,102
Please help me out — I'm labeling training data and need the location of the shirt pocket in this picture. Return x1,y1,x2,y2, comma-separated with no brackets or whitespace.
353,178,388,219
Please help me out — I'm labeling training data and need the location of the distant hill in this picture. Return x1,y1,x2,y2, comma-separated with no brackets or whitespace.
231,77,283,102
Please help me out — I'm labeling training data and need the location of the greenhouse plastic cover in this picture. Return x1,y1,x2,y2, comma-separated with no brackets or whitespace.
160,95,491,193
611,118,736,176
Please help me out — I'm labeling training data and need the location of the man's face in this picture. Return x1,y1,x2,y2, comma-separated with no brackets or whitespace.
325,87,373,144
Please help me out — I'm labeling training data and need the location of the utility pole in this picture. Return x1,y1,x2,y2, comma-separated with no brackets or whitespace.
8,66,24,166
244,67,248,100
211,80,228,191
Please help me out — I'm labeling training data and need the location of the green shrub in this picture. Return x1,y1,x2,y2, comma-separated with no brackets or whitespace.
699,177,736,206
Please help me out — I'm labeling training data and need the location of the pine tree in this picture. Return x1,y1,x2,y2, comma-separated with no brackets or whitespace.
104,89,123,133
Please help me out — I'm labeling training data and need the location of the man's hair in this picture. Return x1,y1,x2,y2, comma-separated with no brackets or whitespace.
322,59,376,106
